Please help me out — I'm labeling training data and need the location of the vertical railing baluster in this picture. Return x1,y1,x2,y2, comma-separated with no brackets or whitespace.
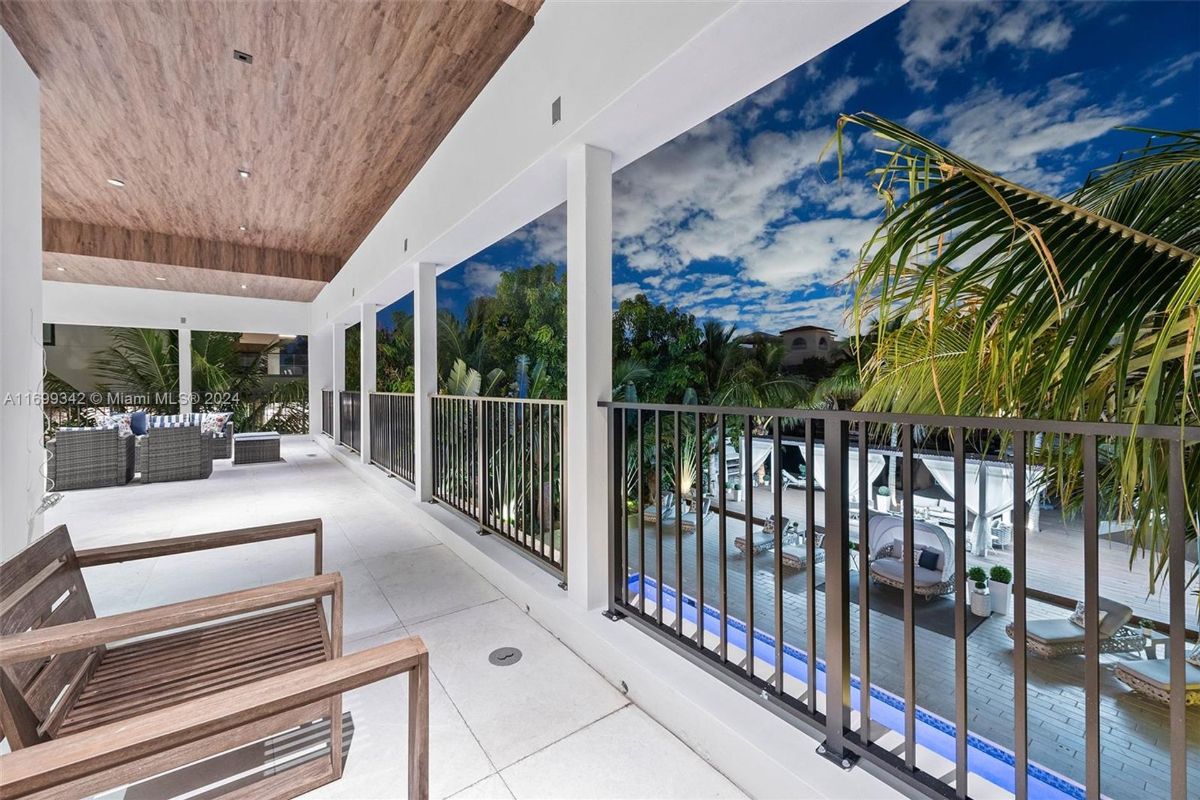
1082,434,1100,799
655,411,664,625
858,420,871,743
953,427,969,797
902,423,916,772
805,418,816,713
718,413,728,662
1012,429,1028,800
743,414,754,679
637,409,645,616
772,415,783,695
621,409,630,606
821,417,851,763
695,411,705,649
608,405,621,616
674,410,683,635
1167,436,1186,800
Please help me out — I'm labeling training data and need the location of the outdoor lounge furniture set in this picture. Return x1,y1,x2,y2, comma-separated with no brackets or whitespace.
734,514,825,571
640,493,718,533
45,412,281,489
0,519,430,799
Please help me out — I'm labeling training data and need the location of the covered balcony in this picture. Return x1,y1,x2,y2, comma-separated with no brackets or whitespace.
2,2,1196,800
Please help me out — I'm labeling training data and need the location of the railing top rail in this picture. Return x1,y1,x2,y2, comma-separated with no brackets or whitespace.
598,400,1200,441
369,391,416,397
432,394,566,407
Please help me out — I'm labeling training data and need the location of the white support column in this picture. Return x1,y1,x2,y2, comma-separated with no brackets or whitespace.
565,144,613,610
413,262,438,502
333,322,346,444
307,324,332,437
359,302,377,464
178,327,192,415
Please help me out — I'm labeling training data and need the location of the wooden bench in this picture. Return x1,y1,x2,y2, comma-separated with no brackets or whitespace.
0,519,429,800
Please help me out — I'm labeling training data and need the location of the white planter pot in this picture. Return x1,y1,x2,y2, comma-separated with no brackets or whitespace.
875,495,890,513
970,588,992,618
989,580,1011,616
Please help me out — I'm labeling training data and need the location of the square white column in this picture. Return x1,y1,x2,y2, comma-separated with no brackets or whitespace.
565,144,613,610
306,324,332,437
333,322,346,443
359,303,378,464
413,262,438,501
178,328,192,415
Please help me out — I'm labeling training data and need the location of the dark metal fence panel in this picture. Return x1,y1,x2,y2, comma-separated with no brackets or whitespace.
602,400,1197,800
431,395,566,578
368,393,415,484
321,390,334,438
338,391,360,451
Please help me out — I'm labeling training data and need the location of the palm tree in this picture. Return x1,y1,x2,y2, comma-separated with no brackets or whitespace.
91,328,309,432
838,113,1198,587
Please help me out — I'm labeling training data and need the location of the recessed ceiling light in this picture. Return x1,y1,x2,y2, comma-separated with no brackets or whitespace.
107,178,125,187
154,276,167,282
240,284,247,289
237,168,251,179
239,225,247,231
56,266,66,272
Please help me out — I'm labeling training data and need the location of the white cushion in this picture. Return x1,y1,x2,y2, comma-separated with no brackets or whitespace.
871,557,943,588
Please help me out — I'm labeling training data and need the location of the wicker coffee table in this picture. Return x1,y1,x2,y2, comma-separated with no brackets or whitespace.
233,431,281,464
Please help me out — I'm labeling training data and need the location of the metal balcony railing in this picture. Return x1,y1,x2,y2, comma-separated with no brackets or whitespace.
338,391,361,452
432,395,566,579
369,393,415,485
601,401,1198,800
321,390,334,438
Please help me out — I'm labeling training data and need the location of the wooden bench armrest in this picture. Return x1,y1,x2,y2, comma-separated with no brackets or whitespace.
0,572,342,665
76,518,324,574
0,637,430,800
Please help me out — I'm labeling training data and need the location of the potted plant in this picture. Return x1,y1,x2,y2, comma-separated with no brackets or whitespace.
1138,618,1157,641
875,485,891,513
967,566,991,617
988,565,1012,616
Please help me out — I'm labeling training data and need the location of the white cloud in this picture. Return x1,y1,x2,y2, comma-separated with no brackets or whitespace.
1150,52,1200,88
898,2,1073,90
463,261,504,293
800,75,866,125
613,282,643,303
922,77,1146,191
739,217,880,288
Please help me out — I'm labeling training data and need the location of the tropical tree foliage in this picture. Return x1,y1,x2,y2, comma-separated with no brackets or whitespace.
90,328,308,432
839,113,1199,587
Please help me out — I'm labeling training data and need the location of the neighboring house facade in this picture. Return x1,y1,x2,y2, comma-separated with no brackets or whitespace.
780,324,837,367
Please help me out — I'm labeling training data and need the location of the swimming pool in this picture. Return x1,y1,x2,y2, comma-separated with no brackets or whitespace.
627,574,1089,800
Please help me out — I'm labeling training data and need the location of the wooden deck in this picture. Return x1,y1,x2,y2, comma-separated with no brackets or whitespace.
621,507,1199,800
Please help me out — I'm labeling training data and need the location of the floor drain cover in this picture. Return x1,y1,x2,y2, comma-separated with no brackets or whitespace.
488,647,522,667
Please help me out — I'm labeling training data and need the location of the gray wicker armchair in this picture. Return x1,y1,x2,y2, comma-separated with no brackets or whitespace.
138,425,214,483
46,428,136,490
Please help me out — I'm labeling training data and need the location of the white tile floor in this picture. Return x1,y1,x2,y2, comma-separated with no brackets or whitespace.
44,437,747,800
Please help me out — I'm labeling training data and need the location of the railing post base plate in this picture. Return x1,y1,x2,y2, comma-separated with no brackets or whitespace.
476,528,490,537
558,580,569,592
816,742,857,771
602,608,624,621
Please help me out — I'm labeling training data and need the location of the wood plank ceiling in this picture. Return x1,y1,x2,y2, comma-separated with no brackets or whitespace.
1,0,541,302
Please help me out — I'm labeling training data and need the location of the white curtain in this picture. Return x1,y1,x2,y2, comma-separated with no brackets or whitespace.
919,456,1044,554
803,443,888,502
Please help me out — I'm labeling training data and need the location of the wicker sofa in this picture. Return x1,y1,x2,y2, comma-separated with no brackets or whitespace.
46,427,136,490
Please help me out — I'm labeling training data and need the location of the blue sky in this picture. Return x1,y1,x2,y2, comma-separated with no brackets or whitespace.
388,0,1199,335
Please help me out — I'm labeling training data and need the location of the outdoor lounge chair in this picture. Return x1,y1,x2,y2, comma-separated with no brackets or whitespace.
0,520,430,800
734,514,790,556
641,492,677,523
781,468,805,489
1005,597,1140,657
867,514,956,599
678,496,716,533
1114,649,1200,705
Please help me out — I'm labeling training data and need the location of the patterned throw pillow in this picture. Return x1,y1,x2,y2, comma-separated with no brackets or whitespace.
1068,601,1109,630
202,412,233,436
99,413,132,437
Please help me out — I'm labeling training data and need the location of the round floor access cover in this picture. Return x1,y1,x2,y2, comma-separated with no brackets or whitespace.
488,647,522,666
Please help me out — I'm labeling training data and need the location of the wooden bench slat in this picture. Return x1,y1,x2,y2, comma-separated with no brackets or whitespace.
61,646,329,734
75,519,323,569
0,637,428,799
0,574,341,666
87,607,316,681
72,608,325,711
